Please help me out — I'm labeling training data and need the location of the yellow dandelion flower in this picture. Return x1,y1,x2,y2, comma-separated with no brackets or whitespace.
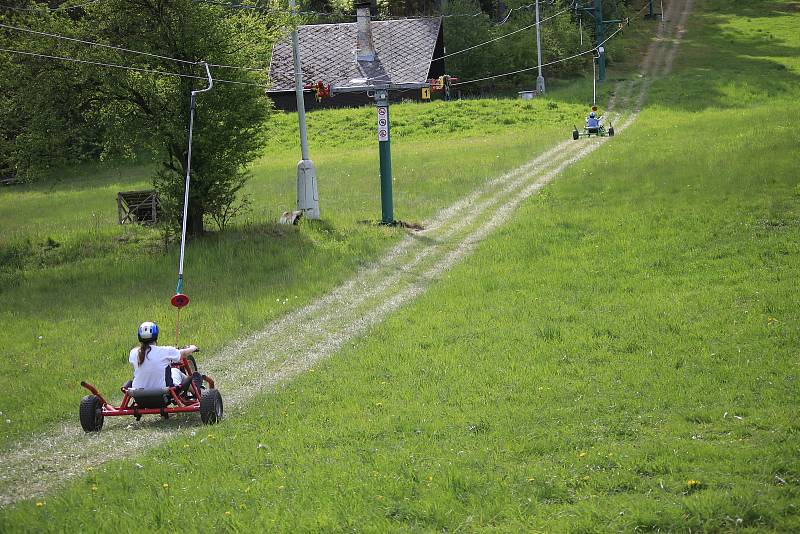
36,502,44,507
163,483,169,489
91,486,98,492
225,511,232,516
579,452,587,458
687,479,701,488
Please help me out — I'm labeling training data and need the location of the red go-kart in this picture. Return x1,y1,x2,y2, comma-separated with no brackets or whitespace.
79,353,222,432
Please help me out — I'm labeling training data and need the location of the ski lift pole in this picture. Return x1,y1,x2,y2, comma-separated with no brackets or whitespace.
644,0,661,20
594,0,605,82
592,54,597,106
575,0,622,82
375,89,393,225
173,61,213,313
289,0,320,220
535,0,545,94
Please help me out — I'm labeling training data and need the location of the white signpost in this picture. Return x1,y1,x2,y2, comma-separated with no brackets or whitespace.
376,106,389,142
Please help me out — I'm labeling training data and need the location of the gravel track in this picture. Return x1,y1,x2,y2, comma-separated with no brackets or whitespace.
0,0,691,507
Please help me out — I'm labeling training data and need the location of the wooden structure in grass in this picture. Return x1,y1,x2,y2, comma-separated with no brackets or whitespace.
117,190,161,225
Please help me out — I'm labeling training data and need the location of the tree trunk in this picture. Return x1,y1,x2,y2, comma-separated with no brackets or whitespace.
186,201,204,237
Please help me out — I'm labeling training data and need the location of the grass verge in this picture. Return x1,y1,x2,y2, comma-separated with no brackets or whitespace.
1,0,797,530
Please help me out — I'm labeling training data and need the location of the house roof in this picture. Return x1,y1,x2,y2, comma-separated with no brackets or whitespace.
268,17,442,92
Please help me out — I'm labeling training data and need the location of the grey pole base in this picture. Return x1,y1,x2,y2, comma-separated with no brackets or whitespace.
296,159,320,220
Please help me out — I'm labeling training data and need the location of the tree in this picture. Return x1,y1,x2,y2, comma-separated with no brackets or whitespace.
85,0,286,235
0,3,106,180
1,0,288,235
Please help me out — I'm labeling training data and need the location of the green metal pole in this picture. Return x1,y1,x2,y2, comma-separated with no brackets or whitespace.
375,89,393,225
379,134,393,224
595,0,605,82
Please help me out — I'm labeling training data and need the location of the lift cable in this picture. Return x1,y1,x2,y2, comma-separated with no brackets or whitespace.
0,22,268,72
352,3,575,85
0,46,267,87
454,2,651,87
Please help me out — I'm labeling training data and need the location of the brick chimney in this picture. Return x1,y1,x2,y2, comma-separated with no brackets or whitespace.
355,0,375,62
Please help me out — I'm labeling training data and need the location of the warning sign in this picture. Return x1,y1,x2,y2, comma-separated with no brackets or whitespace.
376,106,389,142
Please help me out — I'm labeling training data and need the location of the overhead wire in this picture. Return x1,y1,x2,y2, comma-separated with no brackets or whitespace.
0,46,268,87
13,0,562,67
358,2,575,85
0,21,268,72
0,0,649,89
454,1,652,87
0,0,101,12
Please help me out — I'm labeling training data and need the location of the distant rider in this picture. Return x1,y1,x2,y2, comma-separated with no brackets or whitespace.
586,111,600,129
129,321,197,390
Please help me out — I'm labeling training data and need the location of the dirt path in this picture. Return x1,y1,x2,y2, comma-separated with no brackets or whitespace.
0,0,692,507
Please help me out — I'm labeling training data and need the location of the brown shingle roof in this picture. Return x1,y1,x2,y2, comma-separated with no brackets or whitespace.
268,17,442,92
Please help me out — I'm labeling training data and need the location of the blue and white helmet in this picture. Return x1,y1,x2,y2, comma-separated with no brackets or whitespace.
589,112,596,118
138,321,159,343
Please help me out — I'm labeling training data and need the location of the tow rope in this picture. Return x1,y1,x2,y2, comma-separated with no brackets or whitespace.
172,62,214,345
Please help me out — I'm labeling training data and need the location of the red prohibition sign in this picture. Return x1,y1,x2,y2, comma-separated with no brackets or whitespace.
378,107,387,116
379,118,387,126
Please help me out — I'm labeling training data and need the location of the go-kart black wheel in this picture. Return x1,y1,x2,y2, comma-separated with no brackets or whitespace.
80,395,104,432
200,389,223,425
608,127,615,137
572,130,579,140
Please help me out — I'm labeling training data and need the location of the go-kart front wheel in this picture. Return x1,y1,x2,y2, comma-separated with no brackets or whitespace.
79,395,104,432
200,389,223,425
572,129,579,140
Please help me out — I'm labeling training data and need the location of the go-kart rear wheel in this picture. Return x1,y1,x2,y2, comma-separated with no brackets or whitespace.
200,389,223,425
608,127,615,137
79,395,104,432
572,129,579,140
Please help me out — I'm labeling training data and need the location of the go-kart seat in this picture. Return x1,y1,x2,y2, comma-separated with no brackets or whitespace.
587,127,599,134
129,388,171,409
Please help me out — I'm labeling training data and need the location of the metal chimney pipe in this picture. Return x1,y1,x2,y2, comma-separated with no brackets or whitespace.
356,1,375,61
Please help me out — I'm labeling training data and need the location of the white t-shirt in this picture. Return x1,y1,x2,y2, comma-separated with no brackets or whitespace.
129,345,183,389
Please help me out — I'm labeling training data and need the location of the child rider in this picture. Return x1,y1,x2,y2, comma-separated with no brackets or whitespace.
130,321,198,390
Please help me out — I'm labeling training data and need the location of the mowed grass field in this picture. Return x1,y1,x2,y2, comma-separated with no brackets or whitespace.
2,0,799,530
0,97,587,448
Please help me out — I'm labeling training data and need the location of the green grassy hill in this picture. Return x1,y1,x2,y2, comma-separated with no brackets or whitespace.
1,0,798,530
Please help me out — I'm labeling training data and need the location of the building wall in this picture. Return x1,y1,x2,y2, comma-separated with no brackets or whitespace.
269,87,430,112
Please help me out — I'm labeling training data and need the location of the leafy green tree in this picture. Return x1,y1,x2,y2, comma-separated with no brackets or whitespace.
85,0,285,235
1,0,287,235
0,3,105,180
